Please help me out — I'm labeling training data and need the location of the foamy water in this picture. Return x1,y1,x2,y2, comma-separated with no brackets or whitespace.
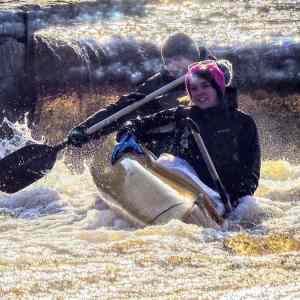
0,120,300,299
1,1,300,297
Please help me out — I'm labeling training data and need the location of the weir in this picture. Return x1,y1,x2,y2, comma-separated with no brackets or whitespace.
0,0,299,162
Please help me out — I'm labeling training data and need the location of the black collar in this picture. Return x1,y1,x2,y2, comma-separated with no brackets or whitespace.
190,105,226,115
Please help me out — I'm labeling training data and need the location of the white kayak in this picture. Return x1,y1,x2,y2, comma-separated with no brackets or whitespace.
90,150,224,229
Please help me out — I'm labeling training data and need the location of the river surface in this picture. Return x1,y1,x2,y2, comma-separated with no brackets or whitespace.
36,0,300,48
1,1,300,299
0,115,300,300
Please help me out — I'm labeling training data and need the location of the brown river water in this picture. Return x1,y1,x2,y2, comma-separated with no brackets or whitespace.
1,1,300,299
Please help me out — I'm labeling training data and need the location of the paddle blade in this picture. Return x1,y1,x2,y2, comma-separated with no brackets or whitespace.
0,143,64,193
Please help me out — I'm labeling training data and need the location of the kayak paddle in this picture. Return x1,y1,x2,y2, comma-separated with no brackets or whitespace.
186,118,232,214
0,142,68,194
0,75,185,194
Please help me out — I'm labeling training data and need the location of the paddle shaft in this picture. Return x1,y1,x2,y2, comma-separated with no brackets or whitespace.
187,118,232,214
86,75,185,135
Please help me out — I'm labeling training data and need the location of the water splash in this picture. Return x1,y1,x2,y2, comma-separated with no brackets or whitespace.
0,116,37,159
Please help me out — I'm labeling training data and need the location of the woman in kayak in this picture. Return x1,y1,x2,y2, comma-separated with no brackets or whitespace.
112,60,261,223
67,32,215,156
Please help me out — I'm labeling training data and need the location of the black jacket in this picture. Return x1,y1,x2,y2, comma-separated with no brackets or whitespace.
121,92,261,208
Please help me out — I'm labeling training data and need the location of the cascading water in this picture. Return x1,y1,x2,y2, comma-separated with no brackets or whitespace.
0,1,300,299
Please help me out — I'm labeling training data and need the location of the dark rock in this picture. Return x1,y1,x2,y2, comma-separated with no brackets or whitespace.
0,37,25,78
0,10,25,40
0,37,31,122
0,120,14,140
216,43,300,94
34,34,160,94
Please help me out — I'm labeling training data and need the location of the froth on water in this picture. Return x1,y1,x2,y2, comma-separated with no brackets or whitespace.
0,111,300,300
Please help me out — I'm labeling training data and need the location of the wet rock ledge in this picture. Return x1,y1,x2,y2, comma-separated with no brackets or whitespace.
0,0,145,121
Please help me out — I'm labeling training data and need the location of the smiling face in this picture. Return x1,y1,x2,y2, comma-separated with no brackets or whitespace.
189,76,219,110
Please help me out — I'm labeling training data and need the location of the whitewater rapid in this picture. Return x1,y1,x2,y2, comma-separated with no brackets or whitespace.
0,119,300,299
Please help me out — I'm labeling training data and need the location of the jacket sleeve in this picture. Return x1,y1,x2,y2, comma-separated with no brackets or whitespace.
236,116,261,198
117,106,182,141
72,92,147,139
72,71,167,139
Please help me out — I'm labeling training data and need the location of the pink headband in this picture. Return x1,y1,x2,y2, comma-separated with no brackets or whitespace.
185,60,226,97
